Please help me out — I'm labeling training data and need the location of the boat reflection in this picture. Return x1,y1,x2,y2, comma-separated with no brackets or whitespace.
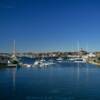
12,68,16,91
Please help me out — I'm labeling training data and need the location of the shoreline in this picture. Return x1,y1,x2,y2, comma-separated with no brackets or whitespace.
88,61,100,66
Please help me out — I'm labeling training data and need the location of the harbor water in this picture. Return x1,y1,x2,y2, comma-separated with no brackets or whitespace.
0,58,100,100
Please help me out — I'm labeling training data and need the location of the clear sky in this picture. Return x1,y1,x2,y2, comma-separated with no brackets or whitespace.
0,0,100,52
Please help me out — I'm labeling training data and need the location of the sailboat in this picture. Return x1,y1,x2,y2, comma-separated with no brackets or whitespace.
74,41,86,63
8,40,19,66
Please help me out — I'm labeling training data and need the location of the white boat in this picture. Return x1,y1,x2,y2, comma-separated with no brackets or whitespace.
69,58,75,61
40,59,46,62
73,41,86,63
48,62,55,65
33,59,46,66
23,64,32,68
9,40,19,65
56,57,63,62
34,60,40,65
39,62,49,67
74,58,86,63
33,59,55,67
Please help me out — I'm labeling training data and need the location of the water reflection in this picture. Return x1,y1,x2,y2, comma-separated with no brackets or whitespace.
77,63,80,81
12,68,16,91
1,63,100,100
86,64,89,82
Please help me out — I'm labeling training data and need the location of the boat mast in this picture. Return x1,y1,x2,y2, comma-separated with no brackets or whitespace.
86,43,88,53
77,40,80,58
12,40,16,57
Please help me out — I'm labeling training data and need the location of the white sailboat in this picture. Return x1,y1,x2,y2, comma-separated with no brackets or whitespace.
8,40,19,66
74,41,86,63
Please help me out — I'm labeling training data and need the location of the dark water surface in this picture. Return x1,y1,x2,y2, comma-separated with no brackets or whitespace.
0,62,100,100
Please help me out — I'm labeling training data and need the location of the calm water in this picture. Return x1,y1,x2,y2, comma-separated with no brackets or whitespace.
0,61,100,100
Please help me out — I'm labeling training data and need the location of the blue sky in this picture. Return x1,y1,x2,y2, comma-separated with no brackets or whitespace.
0,0,100,52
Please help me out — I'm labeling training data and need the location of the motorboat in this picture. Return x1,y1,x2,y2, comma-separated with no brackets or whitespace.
34,60,40,66
56,57,63,62
23,64,32,68
33,59,46,66
74,58,86,63
33,59,55,67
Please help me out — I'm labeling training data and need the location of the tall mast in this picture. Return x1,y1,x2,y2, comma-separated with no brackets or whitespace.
86,43,88,53
77,40,80,57
13,40,16,57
